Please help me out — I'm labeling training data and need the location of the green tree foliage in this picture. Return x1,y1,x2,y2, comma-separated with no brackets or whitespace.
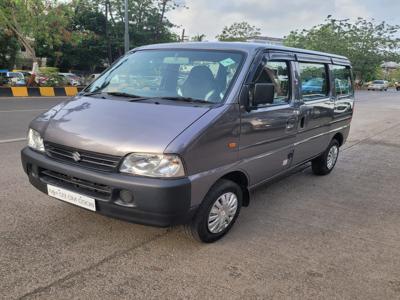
216,22,260,42
284,16,400,81
0,0,182,72
0,0,45,62
0,29,20,69
191,34,206,41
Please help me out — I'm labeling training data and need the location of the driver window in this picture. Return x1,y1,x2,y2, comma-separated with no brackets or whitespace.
255,60,290,104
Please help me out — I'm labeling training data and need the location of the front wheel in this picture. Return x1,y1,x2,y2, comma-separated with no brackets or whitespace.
311,139,340,175
184,179,242,243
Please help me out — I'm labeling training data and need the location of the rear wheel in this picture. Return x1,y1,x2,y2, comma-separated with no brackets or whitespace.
184,179,242,243
311,139,340,175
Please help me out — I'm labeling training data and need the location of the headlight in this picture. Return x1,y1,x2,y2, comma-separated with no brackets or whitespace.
27,128,45,152
120,153,185,178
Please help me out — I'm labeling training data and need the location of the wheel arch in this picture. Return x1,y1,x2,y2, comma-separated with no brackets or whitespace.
333,132,344,146
219,170,250,207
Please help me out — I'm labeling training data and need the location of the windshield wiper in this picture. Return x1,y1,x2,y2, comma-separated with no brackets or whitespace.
81,90,103,97
82,91,149,101
157,96,211,104
105,92,142,98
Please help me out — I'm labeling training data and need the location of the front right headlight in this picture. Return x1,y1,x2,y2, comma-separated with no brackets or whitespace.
27,128,45,152
120,153,185,178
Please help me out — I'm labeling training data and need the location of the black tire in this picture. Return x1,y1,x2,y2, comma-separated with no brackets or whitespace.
184,179,242,243
311,139,340,176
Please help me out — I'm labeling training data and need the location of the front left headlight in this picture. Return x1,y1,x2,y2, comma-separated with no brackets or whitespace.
120,153,185,178
27,128,45,152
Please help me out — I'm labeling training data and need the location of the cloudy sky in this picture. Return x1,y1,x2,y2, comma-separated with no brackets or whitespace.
167,0,400,40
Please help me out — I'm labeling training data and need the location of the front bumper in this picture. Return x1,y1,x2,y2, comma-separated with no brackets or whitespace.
21,147,193,227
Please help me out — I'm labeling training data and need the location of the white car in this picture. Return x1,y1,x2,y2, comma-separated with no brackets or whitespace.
59,73,82,86
368,80,388,91
88,73,101,84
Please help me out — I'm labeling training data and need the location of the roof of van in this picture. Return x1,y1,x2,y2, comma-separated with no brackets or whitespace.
135,41,349,61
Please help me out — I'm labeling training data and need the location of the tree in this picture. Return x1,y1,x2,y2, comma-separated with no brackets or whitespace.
284,16,400,81
216,22,260,42
0,29,20,69
191,34,206,41
0,0,42,66
0,0,72,69
0,0,183,72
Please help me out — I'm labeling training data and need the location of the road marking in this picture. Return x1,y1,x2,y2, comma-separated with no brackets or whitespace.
0,109,47,113
0,137,26,144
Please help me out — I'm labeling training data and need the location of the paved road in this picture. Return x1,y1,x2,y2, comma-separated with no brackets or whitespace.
0,97,67,142
1,91,400,299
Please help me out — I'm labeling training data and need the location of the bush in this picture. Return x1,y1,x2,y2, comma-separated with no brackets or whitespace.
37,67,66,87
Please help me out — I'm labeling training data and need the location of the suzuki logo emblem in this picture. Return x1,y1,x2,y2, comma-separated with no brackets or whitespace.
72,151,81,162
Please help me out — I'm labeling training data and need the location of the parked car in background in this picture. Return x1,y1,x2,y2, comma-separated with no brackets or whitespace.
0,71,26,86
59,73,83,86
395,82,400,91
367,80,388,91
87,73,101,84
12,70,32,78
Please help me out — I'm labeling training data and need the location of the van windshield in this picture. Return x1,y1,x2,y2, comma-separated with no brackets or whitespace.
86,50,244,103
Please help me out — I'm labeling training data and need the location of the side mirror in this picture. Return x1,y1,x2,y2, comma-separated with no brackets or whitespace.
253,83,275,106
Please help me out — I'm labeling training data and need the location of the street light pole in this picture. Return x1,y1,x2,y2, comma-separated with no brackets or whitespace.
124,0,129,53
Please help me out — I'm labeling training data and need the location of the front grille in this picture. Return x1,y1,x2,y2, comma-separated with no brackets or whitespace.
40,169,112,200
45,142,121,172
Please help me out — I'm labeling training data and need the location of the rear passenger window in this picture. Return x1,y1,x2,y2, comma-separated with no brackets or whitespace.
332,65,353,96
299,63,328,101
255,61,290,104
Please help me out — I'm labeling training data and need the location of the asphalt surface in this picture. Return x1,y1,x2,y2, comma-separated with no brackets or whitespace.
1,91,400,299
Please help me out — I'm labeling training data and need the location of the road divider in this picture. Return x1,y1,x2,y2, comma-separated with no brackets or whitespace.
0,87,84,97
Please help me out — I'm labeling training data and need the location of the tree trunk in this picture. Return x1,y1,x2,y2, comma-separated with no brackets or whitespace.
105,0,112,65
155,0,168,42
8,24,38,66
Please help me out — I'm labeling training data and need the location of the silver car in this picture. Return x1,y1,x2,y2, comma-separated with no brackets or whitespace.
21,42,354,242
368,80,388,91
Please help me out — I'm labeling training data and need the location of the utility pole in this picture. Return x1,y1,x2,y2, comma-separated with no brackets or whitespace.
124,0,129,53
181,29,186,42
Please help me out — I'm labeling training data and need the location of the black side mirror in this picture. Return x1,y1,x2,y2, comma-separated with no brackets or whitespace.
253,83,275,106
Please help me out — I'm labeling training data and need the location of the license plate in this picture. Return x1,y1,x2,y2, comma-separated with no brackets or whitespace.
47,184,96,211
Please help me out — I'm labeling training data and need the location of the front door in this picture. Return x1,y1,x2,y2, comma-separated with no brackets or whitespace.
239,53,298,185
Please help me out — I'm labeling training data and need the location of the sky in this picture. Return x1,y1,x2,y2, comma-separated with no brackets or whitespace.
167,0,400,40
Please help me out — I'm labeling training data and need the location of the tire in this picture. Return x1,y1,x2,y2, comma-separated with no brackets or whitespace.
311,139,340,176
184,179,242,243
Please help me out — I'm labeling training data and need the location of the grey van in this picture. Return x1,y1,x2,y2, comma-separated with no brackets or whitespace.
21,42,354,242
